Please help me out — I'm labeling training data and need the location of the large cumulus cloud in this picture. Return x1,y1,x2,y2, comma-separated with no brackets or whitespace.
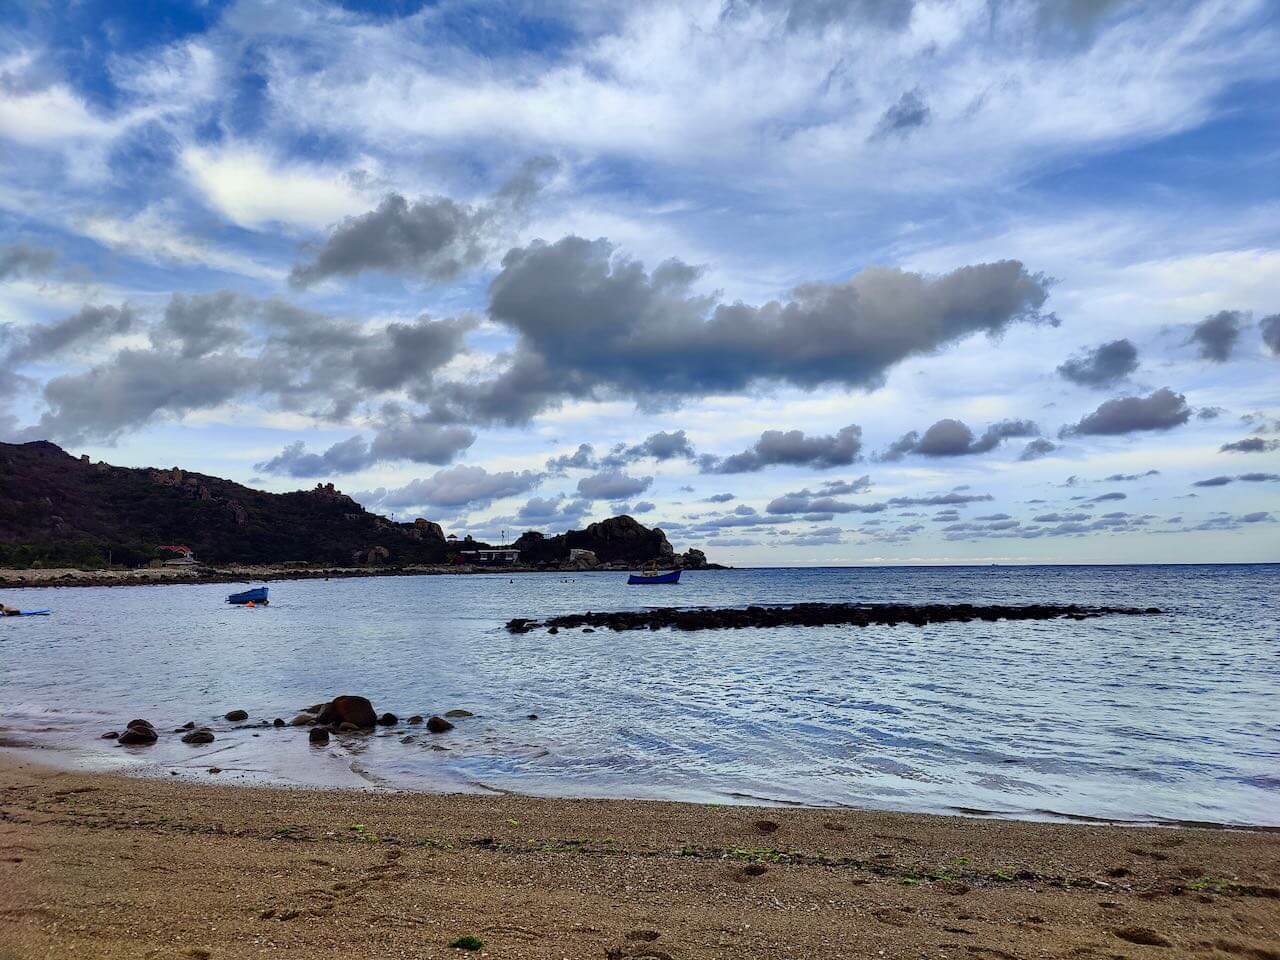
435,237,1055,424
704,424,863,473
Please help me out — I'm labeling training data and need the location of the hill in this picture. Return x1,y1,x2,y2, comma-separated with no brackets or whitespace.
0,441,699,570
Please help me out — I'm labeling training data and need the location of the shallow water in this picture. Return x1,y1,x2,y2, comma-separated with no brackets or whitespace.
1,565,1276,825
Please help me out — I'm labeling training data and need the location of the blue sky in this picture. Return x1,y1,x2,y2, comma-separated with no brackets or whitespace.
1,0,1278,564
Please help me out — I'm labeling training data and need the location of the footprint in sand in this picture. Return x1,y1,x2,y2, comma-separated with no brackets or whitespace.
734,864,769,881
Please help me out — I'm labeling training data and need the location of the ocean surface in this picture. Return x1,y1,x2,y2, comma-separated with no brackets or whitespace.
1,565,1276,826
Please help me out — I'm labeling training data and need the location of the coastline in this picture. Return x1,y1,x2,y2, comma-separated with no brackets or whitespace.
2,755,1277,959
0,561,698,590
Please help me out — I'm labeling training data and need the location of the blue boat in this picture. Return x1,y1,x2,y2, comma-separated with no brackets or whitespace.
3,609,51,616
627,568,681,585
227,586,269,605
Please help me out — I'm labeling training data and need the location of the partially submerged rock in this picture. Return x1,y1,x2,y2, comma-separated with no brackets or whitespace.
182,729,215,745
315,695,377,729
224,709,249,722
118,719,157,746
309,727,330,745
425,715,454,734
377,712,398,726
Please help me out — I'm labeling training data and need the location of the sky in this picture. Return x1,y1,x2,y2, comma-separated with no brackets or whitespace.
1,0,1278,566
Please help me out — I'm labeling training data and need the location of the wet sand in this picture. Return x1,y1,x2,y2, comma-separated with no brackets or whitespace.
1,755,1277,959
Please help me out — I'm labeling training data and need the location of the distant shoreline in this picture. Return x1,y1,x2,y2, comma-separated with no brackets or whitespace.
0,562,700,590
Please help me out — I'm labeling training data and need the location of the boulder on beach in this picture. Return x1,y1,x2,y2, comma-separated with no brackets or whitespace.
101,731,118,739
315,695,377,729
309,727,330,745
224,709,248,722
407,715,424,725
118,720,157,745
272,718,285,728
377,712,398,726
426,715,454,734
182,729,215,745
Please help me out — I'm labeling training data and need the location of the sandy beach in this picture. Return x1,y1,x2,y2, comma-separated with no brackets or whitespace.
1,755,1277,960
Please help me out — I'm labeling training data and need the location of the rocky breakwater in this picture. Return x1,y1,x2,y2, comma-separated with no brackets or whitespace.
507,601,1163,634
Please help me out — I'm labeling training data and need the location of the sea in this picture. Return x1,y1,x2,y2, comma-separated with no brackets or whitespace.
1,564,1276,826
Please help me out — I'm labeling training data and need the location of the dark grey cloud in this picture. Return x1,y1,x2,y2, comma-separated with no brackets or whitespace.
1033,512,1089,522
368,420,476,465
17,293,474,443
517,494,593,523
730,0,1134,35
1192,475,1232,487
0,243,56,281
1241,511,1273,523
548,430,698,473
880,418,1038,460
358,465,543,512
1221,437,1280,454
1091,491,1126,502
1056,338,1138,388
887,492,994,506
632,501,656,514
255,436,371,478
1188,309,1244,362
3,304,138,380
439,237,1054,424
546,443,596,472
1102,470,1159,481
704,492,737,503
1019,438,1057,461
872,88,930,139
28,349,252,443
1239,472,1280,482
765,490,886,515
290,157,558,288
617,429,696,462
576,470,653,500
816,476,871,495
705,424,862,473
1059,387,1191,437
1260,314,1280,356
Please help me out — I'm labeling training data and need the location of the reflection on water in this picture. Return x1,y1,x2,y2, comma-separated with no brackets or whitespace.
0,564,1276,825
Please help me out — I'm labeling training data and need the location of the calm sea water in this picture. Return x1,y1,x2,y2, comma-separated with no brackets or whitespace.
1,565,1276,825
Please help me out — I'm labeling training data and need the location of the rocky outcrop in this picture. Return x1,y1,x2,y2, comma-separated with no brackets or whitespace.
315,695,377,729
513,516,675,565
677,548,707,569
117,719,157,745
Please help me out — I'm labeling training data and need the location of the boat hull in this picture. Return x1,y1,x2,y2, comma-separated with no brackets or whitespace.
627,570,681,585
227,587,269,605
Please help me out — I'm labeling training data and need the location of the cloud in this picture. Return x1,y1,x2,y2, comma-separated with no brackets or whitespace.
704,492,737,503
1019,438,1057,461
705,424,862,473
368,420,476,465
1188,309,1244,362
1239,472,1280,482
1091,491,1126,502
1056,338,1139,387
290,157,558,287
547,430,698,473
765,491,886,515
546,443,597,472
1192,476,1233,487
1059,387,1191,436
1102,470,1159,481
438,238,1054,423
255,436,372,478
871,88,930,139
1261,314,1280,356
880,418,1038,459
576,470,653,500
632,501,656,514
359,464,544,511
887,492,994,506
3,304,138,371
1220,437,1280,453
0,244,57,281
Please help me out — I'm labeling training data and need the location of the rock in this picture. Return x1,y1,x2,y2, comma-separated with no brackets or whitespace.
309,727,330,745
178,721,196,731
444,709,474,718
101,731,118,739
118,721,158,745
338,722,362,733
1114,927,1172,947
377,712,398,726
127,718,154,731
425,715,454,734
224,709,248,722
208,767,222,774
272,718,285,728
182,729,215,745
315,695,377,729
526,713,538,720
678,548,708,569
289,714,314,726
407,715,424,725
306,702,326,714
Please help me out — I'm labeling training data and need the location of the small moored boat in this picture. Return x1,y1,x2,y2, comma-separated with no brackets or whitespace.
627,564,681,585
227,586,269,605
2,609,51,616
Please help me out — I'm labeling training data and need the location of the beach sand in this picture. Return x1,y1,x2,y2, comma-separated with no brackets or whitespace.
1,756,1276,959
